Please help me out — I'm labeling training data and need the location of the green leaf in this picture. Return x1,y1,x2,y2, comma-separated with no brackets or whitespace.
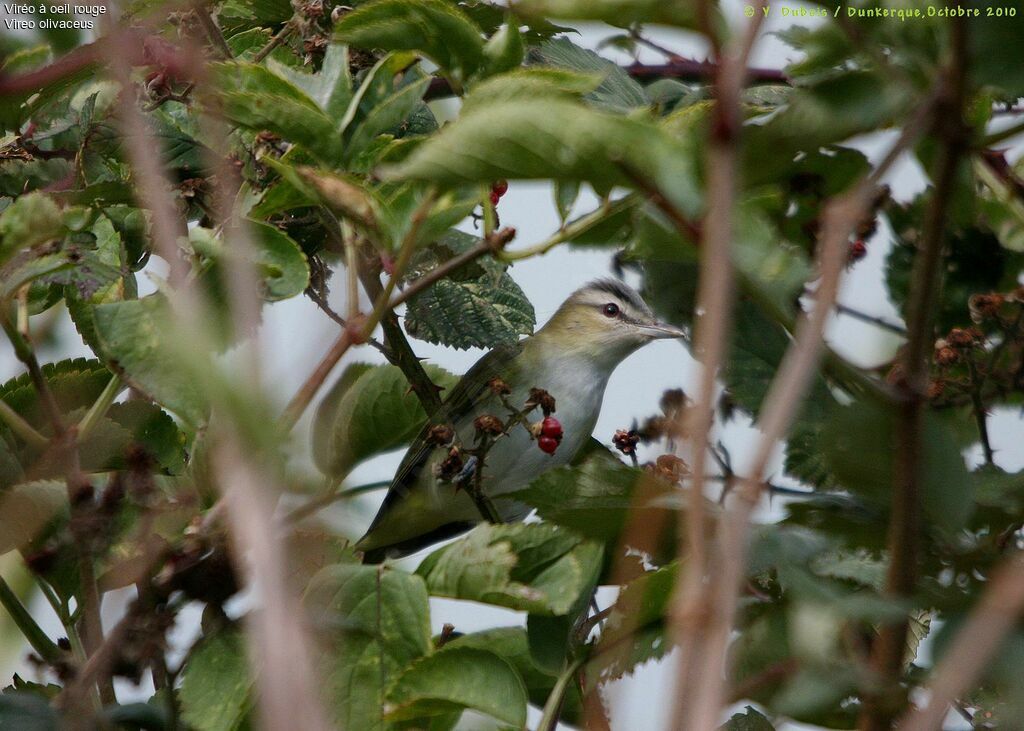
445,626,581,723
530,38,647,112
387,98,700,215
0,480,67,555
334,0,485,82
385,646,527,727
821,400,974,533
970,10,1024,99
179,629,253,731
403,230,535,350
0,693,60,730
245,221,311,300
213,62,345,165
305,563,432,731
509,449,676,545
0,357,110,432
345,74,431,163
461,68,601,115
724,301,832,419
416,523,603,616
482,21,524,76
312,362,458,479
93,296,208,427
0,192,63,262
744,70,908,184
721,706,775,731
268,43,353,119
593,563,677,681
102,401,187,474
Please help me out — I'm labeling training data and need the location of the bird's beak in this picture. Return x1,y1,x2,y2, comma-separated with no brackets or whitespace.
638,321,687,340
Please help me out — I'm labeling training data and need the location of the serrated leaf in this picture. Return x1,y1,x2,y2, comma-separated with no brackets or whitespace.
305,563,431,731
334,0,485,83
385,646,527,726
416,523,602,616
0,480,67,554
179,629,252,731
312,362,458,478
388,97,700,215
403,230,535,350
530,38,647,112
0,357,110,432
93,296,208,427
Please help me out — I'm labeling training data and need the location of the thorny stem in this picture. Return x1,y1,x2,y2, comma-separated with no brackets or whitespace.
859,14,969,729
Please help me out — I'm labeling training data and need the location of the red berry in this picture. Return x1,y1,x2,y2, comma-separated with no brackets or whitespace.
489,191,500,206
848,240,867,263
538,436,558,455
541,416,563,439
492,179,508,197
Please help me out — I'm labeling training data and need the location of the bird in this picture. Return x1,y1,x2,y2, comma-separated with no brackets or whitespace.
357,278,686,563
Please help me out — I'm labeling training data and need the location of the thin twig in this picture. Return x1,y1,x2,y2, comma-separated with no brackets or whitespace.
860,18,969,726
685,71,943,731
253,18,296,63
282,225,514,429
668,5,767,729
0,398,48,448
498,195,637,262
192,7,234,60
0,576,63,664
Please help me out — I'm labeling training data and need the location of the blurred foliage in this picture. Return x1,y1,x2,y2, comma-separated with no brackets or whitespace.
1,0,1024,730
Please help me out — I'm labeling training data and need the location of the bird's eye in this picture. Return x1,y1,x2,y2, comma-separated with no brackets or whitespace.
602,303,620,317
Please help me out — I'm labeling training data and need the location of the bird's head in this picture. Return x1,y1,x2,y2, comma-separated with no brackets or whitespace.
537,279,686,367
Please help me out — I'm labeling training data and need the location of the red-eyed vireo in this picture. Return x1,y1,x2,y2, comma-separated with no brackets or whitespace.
358,278,686,563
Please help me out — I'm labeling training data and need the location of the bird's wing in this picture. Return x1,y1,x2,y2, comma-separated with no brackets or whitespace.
358,342,526,558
